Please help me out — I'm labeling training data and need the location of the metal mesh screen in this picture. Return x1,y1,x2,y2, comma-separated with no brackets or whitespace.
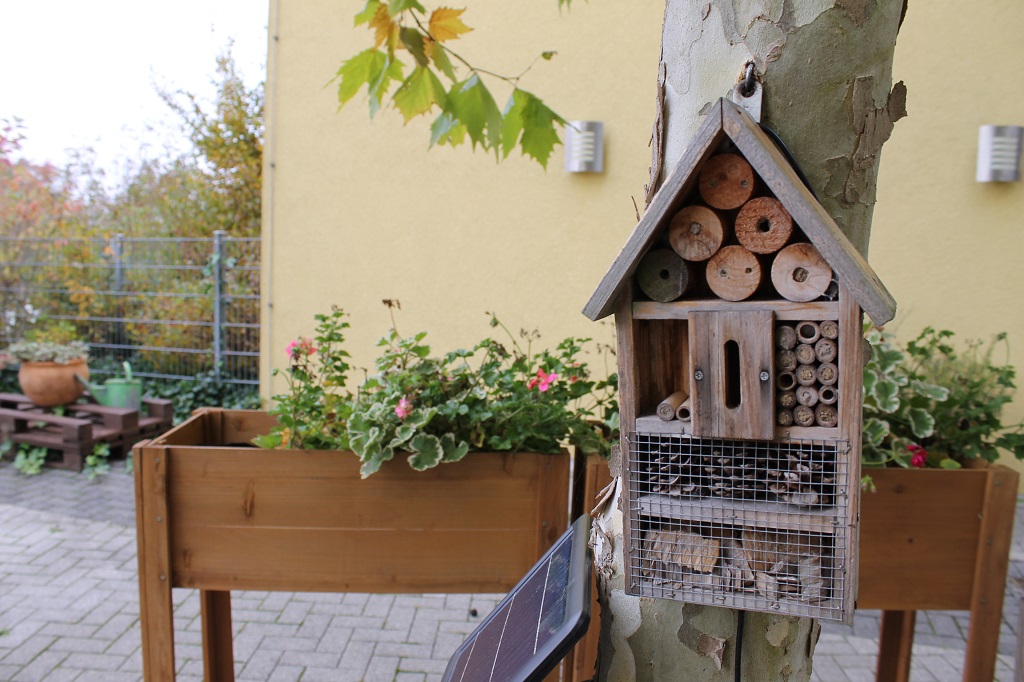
625,433,851,621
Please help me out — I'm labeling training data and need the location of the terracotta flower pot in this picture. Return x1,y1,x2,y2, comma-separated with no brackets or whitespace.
18,358,89,407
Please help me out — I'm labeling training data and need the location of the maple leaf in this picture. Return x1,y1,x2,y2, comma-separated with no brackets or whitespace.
430,43,457,81
399,27,429,67
370,4,395,48
502,89,564,168
429,8,472,42
354,0,381,26
393,66,447,122
388,0,426,16
430,112,467,147
445,75,502,153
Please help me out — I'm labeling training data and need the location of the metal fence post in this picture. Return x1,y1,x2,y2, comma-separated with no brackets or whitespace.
212,231,226,383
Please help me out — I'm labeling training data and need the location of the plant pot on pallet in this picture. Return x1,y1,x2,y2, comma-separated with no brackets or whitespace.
134,408,578,682
17,359,88,407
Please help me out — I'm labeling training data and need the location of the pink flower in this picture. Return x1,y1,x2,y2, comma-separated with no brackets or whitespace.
527,369,559,393
286,337,317,360
907,444,927,468
395,396,413,420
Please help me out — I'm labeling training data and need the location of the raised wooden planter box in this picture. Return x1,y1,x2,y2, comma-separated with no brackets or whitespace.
135,408,577,681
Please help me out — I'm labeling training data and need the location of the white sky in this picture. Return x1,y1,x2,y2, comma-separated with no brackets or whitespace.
0,1,269,176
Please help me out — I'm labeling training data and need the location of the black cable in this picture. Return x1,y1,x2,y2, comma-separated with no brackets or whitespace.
734,610,745,681
757,123,818,201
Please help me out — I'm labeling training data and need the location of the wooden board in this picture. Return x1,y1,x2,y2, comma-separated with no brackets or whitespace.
637,494,840,535
633,299,839,321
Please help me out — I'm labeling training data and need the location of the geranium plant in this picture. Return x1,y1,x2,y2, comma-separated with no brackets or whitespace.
255,303,618,478
862,326,1024,472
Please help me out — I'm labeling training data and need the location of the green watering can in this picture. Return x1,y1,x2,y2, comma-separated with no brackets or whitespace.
75,362,143,411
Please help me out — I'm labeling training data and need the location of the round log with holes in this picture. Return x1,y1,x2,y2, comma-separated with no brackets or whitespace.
793,405,815,427
698,153,756,209
815,338,838,364
796,385,819,407
796,364,817,386
777,391,797,409
668,205,726,262
675,398,692,422
706,245,762,301
795,343,817,366
796,321,821,345
636,248,694,302
820,320,839,340
818,385,839,405
816,363,839,386
771,243,833,302
735,197,794,254
815,403,838,428
777,372,797,391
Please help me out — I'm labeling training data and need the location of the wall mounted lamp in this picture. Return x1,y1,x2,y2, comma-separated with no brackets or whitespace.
976,125,1023,182
564,121,604,173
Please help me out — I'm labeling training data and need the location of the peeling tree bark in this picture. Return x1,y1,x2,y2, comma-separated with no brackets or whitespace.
596,2,906,680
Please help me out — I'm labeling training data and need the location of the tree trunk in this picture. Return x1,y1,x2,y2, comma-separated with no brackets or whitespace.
594,2,907,680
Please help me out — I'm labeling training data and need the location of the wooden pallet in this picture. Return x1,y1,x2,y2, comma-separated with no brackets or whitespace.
0,393,173,471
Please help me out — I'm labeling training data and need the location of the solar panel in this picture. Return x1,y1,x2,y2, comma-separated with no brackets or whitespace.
441,515,592,682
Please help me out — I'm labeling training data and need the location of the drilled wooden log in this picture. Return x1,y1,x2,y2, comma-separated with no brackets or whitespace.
795,321,821,345
636,248,694,302
814,403,838,428
706,245,762,301
644,530,720,574
777,372,797,391
818,385,839,405
795,364,818,387
777,409,794,427
777,390,797,409
775,325,798,350
794,343,816,366
735,197,794,254
775,349,797,372
657,390,688,421
793,405,815,427
814,338,838,364
816,362,838,386
796,385,819,407
819,320,839,340
771,243,833,302
698,153,756,209
675,398,692,422
668,205,726,262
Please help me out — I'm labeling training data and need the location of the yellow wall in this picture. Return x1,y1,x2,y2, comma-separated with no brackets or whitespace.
870,0,1024,471
264,1,1024,471
263,0,665,391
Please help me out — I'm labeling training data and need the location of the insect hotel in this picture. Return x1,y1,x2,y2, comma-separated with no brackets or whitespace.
583,98,896,623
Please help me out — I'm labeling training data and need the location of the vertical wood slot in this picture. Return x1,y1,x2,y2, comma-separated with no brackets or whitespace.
724,340,741,409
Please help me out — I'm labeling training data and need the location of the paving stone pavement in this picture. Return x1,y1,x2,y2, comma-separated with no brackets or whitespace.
0,462,1020,681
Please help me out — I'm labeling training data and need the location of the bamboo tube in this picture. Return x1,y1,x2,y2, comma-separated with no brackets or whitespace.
819,320,839,340
796,321,821,344
657,391,688,421
796,385,820,407
668,205,726,262
775,325,798,350
794,344,816,366
816,362,839,386
771,243,833,302
775,349,797,372
777,372,797,391
814,338,838,364
735,197,794,254
793,405,815,427
706,245,762,301
636,248,694,302
675,398,692,422
777,391,797,409
698,153,756,209
818,386,839,405
815,403,838,428
796,364,817,386
777,409,794,427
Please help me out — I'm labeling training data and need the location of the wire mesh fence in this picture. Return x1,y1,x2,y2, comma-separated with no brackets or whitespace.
0,232,259,389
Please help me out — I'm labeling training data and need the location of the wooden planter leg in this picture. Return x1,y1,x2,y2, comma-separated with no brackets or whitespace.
201,590,235,682
964,467,1018,682
134,444,176,680
876,610,915,682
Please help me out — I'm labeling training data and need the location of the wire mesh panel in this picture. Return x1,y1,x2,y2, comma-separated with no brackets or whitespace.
624,432,852,622
0,234,259,387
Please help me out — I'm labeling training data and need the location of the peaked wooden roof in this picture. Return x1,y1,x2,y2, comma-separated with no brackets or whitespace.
582,98,896,326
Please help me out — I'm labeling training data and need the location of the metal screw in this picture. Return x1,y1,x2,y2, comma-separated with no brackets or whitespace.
159,574,167,582
155,516,163,523
760,371,770,381
154,458,161,465
694,370,704,381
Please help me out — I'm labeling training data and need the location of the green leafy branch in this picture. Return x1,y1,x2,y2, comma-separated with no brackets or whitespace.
335,1,567,168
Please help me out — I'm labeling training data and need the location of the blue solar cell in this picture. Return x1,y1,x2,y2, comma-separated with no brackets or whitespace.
441,515,592,682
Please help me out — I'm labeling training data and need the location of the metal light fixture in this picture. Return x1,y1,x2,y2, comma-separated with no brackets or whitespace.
564,121,604,173
976,125,1023,182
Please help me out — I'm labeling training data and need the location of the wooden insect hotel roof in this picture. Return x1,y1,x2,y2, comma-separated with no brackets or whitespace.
582,98,896,326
